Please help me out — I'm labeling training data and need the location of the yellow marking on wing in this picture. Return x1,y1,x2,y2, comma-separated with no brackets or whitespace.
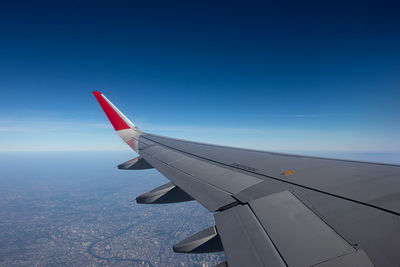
282,170,296,175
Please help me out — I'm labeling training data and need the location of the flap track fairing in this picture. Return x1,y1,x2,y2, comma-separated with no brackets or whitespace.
173,226,223,254
136,182,194,204
118,157,153,170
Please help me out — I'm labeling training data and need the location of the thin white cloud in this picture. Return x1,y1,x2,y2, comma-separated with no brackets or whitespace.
262,113,335,118
295,114,321,118
0,126,34,132
0,119,110,133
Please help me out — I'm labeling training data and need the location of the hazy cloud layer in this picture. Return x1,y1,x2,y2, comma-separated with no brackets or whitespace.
0,116,399,153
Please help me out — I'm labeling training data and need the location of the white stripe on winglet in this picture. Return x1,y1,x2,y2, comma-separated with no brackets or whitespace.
101,93,137,129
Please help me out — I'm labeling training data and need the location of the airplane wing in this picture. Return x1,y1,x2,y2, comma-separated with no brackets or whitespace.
93,91,400,267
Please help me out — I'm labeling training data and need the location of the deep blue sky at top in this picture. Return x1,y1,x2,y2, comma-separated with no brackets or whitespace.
0,0,399,152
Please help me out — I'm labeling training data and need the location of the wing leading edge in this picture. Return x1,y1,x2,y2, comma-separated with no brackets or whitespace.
93,91,400,267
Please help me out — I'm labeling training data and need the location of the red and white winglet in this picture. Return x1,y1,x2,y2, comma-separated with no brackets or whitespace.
93,91,141,152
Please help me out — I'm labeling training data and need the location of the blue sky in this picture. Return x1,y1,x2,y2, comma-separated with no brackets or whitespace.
1,0,400,153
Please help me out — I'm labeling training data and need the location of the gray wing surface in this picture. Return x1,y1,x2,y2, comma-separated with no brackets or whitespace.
93,92,400,267
137,133,400,267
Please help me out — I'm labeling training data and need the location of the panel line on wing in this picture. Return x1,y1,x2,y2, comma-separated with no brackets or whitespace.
141,150,234,196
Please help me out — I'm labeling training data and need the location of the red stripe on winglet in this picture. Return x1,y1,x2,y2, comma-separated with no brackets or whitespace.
93,91,130,131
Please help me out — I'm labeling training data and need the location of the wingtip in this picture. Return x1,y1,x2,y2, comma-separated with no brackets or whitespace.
92,90,133,131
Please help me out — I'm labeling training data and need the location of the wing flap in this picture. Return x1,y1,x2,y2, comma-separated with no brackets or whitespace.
139,136,263,194
314,249,374,267
216,190,374,267
249,191,358,267
214,204,286,267
141,150,237,211
169,157,261,194
139,137,264,210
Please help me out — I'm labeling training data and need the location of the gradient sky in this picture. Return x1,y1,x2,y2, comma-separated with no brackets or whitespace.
1,0,399,153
